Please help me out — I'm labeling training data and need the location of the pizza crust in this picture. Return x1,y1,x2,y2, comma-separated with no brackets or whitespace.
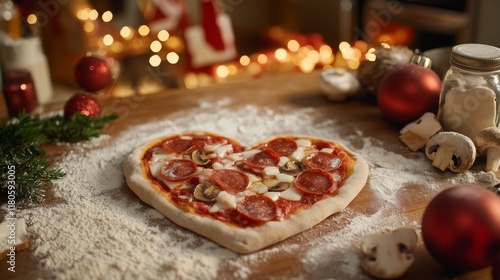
123,133,369,253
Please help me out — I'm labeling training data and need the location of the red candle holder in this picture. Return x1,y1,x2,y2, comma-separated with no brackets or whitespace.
2,70,38,116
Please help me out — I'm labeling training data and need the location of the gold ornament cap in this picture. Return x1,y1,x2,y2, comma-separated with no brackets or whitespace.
410,51,432,68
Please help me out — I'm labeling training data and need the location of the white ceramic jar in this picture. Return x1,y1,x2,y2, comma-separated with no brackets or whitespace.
1,35,53,104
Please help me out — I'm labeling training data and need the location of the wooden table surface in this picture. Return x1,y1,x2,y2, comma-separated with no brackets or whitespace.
0,71,494,280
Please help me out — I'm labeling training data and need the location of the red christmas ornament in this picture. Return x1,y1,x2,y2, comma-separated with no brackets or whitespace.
421,184,500,273
74,55,112,92
377,63,441,125
64,93,102,118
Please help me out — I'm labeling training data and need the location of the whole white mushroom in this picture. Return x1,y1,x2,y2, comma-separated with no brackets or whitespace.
360,228,418,279
475,127,500,172
399,112,442,151
319,68,360,101
425,131,476,173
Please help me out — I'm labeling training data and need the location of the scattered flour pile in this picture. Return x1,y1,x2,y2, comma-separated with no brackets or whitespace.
3,99,498,280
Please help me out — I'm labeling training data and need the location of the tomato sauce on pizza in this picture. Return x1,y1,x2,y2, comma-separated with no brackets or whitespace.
141,133,355,228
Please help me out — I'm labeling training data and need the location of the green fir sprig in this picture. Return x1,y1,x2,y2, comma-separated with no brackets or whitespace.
0,112,118,202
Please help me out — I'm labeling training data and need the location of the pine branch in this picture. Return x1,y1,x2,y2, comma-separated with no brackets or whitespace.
0,112,118,202
42,113,118,142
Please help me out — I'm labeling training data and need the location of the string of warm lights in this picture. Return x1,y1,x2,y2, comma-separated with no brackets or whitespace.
183,40,377,89
26,7,379,90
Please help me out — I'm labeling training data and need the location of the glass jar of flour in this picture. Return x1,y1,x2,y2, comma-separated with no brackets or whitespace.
437,43,500,141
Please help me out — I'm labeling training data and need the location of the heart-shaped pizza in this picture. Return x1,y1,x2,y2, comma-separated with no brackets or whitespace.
123,132,369,253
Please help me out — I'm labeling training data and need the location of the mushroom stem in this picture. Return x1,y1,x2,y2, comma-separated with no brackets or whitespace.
431,146,456,172
399,112,442,151
485,147,500,172
360,228,418,279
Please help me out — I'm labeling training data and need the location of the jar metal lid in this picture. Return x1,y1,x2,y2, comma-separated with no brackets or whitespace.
450,43,500,71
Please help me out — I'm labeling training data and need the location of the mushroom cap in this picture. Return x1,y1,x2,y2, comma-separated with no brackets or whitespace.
192,149,211,166
319,68,360,101
399,112,441,137
475,127,500,153
193,183,221,202
425,131,476,173
361,228,418,279
279,160,305,176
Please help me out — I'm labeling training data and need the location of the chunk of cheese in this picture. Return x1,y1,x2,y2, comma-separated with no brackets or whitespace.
264,191,281,201
249,182,268,194
296,139,312,147
225,149,260,162
320,148,334,153
275,173,294,183
263,166,280,176
149,161,164,179
280,185,302,201
203,143,221,152
212,162,224,170
278,156,289,166
213,144,233,158
151,150,176,163
290,147,305,162
209,191,237,213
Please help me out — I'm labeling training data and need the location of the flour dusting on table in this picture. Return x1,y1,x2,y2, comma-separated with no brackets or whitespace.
5,99,499,280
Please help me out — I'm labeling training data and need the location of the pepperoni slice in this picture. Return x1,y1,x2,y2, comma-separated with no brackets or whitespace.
294,169,335,195
266,137,298,156
160,159,198,182
236,195,277,222
243,149,280,170
163,137,194,154
305,152,342,172
212,169,249,193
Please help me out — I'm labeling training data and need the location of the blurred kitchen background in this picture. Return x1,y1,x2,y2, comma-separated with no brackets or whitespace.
0,0,499,116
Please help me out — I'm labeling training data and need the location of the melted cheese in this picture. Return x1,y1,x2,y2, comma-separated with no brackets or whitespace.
148,136,340,212
162,179,184,190
226,149,260,161
246,181,268,195
209,191,237,213
264,191,281,201
149,161,164,179
212,162,224,170
247,173,263,184
213,144,233,158
290,147,305,161
296,139,312,147
198,168,213,183
151,149,176,163
263,166,280,176
275,173,294,183
320,147,334,153
278,156,289,166
280,184,302,201
204,143,221,152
